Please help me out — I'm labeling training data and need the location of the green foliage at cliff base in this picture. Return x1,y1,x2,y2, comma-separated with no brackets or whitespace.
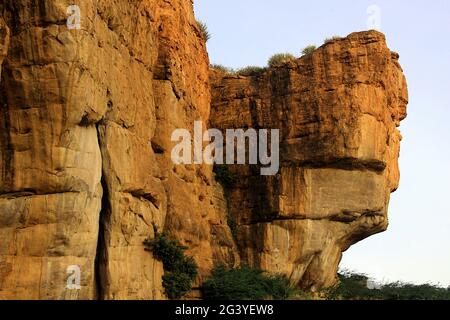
144,233,198,299
326,270,450,300
202,266,301,300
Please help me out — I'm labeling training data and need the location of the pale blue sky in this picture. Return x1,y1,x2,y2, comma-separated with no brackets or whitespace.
195,0,450,286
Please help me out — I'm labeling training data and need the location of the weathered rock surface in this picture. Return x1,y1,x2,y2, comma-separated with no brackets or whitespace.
210,31,408,290
0,1,407,300
0,0,236,300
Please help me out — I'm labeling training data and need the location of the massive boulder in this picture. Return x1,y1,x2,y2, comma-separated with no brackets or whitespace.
210,31,408,290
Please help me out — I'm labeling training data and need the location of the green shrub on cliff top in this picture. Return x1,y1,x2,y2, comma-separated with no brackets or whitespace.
324,35,342,44
301,45,317,56
237,66,266,76
268,53,296,67
210,64,235,74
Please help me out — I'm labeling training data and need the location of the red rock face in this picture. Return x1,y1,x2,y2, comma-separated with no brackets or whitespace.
210,31,408,290
0,1,407,299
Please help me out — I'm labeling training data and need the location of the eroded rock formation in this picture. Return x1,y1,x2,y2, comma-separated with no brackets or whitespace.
210,31,408,290
0,0,236,300
0,0,407,299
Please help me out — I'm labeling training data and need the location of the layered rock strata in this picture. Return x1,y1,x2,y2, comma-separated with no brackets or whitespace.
0,0,236,300
0,0,407,299
210,31,408,290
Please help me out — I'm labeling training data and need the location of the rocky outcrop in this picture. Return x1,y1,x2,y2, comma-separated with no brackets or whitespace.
0,1,407,300
210,31,408,290
0,0,236,300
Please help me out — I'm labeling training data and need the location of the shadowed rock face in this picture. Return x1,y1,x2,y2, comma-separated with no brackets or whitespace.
210,31,408,290
0,1,407,300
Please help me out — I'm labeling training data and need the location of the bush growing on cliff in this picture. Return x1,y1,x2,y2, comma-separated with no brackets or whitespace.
210,64,235,74
144,233,198,299
196,20,211,42
237,66,266,76
226,212,238,240
202,266,298,300
324,35,342,44
213,164,238,190
301,45,317,56
268,53,296,67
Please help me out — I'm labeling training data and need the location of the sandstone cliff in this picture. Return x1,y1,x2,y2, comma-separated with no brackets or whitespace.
0,0,236,300
210,31,408,290
0,0,407,299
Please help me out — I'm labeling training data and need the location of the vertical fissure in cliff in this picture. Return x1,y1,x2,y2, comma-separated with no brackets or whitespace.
94,122,109,300
0,13,12,192
0,68,13,191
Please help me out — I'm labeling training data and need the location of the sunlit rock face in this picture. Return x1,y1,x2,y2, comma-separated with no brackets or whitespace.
0,0,407,300
0,0,236,300
210,31,408,290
